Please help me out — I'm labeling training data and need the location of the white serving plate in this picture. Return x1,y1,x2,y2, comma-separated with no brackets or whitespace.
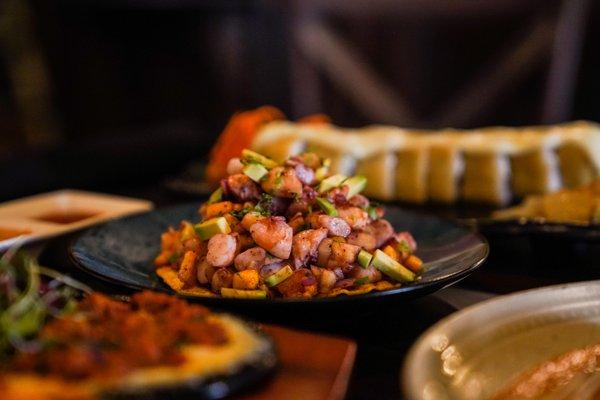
403,280,600,400
0,190,153,251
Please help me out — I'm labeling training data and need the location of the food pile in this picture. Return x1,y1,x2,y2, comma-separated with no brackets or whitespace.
156,150,423,299
0,252,273,399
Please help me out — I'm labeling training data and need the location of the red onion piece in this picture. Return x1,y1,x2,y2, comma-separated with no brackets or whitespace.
301,276,316,286
334,278,355,288
260,262,284,279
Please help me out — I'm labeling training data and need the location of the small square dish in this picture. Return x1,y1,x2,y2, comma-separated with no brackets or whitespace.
0,190,153,251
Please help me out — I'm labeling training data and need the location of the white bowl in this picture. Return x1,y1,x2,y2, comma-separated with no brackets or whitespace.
403,281,600,399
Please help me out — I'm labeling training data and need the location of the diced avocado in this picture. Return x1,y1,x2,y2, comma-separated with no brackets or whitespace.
314,166,329,182
344,175,367,198
243,163,268,182
317,174,347,193
194,217,231,241
371,249,415,282
207,187,223,204
315,197,338,217
180,222,196,241
221,288,267,299
264,265,294,287
357,249,373,268
241,149,278,169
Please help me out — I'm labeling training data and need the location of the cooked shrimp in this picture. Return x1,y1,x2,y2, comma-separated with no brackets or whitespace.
226,157,244,175
249,216,293,259
291,228,328,268
224,174,261,201
309,214,351,237
261,166,302,198
337,206,369,230
346,231,377,252
349,264,382,283
234,246,266,271
206,233,237,267
211,268,233,292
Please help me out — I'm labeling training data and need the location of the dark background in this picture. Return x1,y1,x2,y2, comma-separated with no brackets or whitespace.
1,0,599,201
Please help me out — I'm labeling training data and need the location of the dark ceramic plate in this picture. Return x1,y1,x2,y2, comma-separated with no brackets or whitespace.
70,203,488,312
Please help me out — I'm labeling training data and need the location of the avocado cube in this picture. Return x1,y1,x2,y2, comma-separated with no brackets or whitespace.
207,187,223,204
318,174,347,193
194,217,231,241
241,149,278,169
357,249,373,268
315,197,338,217
264,265,294,287
344,175,367,198
243,163,268,182
371,249,415,282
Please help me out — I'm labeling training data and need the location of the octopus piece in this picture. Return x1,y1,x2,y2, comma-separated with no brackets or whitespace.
234,246,266,271
348,194,370,208
286,186,317,216
197,259,216,285
249,216,293,259
261,166,303,198
211,268,233,292
206,233,237,267
346,231,377,252
309,213,351,237
223,174,261,202
292,163,315,185
275,269,318,298
291,228,328,268
364,219,395,248
326,185,349,205
337,206,369,230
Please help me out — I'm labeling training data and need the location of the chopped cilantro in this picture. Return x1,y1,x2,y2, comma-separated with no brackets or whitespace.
167,252,181,264
230,208,251,219
354,277,369,286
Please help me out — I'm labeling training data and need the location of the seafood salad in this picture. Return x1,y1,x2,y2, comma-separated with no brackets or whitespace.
155,150,423,299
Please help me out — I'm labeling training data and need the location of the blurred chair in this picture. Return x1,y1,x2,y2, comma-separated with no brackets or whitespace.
288,0,592,127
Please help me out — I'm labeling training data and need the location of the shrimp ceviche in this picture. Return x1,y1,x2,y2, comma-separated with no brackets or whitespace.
155,150,423,299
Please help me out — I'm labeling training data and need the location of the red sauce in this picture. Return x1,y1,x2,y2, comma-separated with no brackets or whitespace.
34,210,100,224
7,291,229,380
0,228,31,241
